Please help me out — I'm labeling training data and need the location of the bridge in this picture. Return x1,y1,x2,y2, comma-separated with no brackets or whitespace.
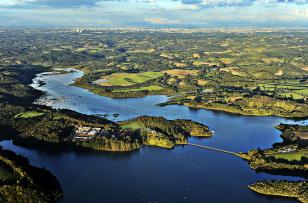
187,143,242,157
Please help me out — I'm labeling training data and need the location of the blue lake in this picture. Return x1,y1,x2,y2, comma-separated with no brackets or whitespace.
1,70,306,203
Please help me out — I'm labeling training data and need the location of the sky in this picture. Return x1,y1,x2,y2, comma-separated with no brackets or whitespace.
0,0,308,27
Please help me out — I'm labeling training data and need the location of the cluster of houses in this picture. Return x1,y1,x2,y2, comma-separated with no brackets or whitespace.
74,126,105,140
278,147,296,153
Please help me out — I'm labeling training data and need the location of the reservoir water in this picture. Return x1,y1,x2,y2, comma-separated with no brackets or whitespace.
1,69,307,203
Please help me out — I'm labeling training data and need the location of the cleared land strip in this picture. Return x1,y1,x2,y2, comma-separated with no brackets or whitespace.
187,143,241,157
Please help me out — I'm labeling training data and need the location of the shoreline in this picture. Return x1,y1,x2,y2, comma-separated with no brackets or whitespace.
34,68,308,120
159,101,308,119
241,124,308,202
249,181,308,203
19,67,308,203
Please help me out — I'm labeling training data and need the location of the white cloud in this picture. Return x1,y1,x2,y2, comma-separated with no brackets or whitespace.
200,0,248,7
0,0,308,27
0,0,36,6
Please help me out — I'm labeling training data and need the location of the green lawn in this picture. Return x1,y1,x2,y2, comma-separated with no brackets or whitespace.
89,48,104,54
98,72,164,87
273,149,308,161
120,121,145,130
75,47,87,52
113,85,164,93
294,88,308,95
75,47,104,53
15,111,45,119
280,93,304,100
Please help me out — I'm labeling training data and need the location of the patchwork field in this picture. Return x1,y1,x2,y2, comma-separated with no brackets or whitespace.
75,46,104,54
94,72,164,87
197,79,209,86
220,58,237,64
15,29,307,117
162,69,200,78
258,80,308,100
112,85,164,93
174,62,187,67
220,67,247,77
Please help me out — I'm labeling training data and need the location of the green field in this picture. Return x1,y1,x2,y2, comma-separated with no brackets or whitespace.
97,72,164,87
15,111,45,119
258,80,308,100
113,85,164,93
120,121,145,130
273,149,308,161
75,47,104,54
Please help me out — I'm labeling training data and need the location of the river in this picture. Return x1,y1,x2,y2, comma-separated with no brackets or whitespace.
1,69,307,203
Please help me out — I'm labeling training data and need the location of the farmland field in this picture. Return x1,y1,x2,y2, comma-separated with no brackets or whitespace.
258,80,308,100
273,149,308,161
112,85,164,93
162,69,200,78
15,111,45,119
94,72,164,87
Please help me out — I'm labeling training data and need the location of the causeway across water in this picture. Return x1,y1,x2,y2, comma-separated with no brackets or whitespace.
187,143,241,157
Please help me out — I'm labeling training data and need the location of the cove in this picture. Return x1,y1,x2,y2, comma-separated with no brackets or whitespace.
1,69,307,203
